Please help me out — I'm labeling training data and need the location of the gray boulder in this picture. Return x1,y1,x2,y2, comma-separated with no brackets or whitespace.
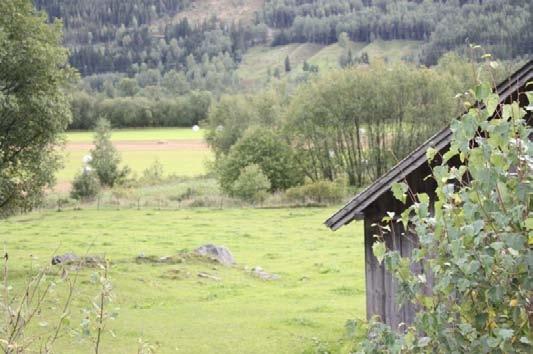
194,244,235,266
52,253,104,267
51,253,79,265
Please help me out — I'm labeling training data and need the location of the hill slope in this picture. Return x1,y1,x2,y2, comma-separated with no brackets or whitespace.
237,40,423,88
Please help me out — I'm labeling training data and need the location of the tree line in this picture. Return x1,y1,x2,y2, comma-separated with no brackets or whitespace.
205,54,516,192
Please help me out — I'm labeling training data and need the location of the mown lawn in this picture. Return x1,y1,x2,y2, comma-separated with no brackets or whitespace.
0,208,365,353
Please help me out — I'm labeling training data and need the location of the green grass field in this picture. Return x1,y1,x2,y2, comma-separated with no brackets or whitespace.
0,208,365,353
64,128,203,143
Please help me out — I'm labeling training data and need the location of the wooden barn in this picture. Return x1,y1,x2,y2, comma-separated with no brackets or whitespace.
325,60,533,328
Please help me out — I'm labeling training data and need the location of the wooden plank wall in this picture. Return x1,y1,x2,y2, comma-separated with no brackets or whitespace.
364,217,418,328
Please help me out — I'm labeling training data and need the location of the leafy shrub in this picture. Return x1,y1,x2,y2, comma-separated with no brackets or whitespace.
70,171,100,200
216,128,304,193
231,164,271,203
140,159,164,184
285,180,345,205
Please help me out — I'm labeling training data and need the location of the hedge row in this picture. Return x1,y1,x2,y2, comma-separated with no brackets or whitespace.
70,91,211,129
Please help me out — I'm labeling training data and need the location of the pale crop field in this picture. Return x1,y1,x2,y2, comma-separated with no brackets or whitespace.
0,208,366,353
56,128,212,190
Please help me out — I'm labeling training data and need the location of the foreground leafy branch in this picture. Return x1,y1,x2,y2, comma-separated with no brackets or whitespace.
362,75,532,352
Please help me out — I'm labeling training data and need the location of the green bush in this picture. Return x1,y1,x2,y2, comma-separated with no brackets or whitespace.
140,159,164,184
217,128,304,193
70,171,100,200
231,164,271,203
285,180,345,205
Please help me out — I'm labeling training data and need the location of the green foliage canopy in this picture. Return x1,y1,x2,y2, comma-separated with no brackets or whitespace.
0,0,74,217
216,128,304,193
286,62,458,186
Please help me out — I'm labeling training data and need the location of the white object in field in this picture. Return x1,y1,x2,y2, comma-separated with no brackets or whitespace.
82,154,93,164
216,125,224,132
83,165,92,173
192,125,200,132
328,149,335,158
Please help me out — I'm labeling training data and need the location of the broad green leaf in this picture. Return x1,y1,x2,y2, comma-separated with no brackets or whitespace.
519,337,531,344
497,328,514,340
485,93,499,116
391,182,408,203
426,147,437,162
418,337,431,347
474,82,491,101
372,241,386,264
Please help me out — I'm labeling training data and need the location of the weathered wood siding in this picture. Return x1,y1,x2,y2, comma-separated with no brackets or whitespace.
364,216,420,327
363,159,437,327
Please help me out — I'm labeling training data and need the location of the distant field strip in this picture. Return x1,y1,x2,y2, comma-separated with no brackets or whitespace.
64,127,203,142
56,128,212,189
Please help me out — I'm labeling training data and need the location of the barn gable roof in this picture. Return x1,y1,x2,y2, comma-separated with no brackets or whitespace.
326,59,533,231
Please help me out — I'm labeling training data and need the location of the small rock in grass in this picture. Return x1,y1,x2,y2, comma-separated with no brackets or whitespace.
251,266,280,281
52,253,79,265
51,253,104,267
194,244,235,266
197,272,221,281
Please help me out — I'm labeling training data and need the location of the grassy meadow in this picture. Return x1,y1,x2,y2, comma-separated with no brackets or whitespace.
0,208,365,353
237,40,423,88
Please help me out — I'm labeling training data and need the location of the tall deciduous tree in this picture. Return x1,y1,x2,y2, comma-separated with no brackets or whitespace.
0,0,74,217
285,63,457,186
